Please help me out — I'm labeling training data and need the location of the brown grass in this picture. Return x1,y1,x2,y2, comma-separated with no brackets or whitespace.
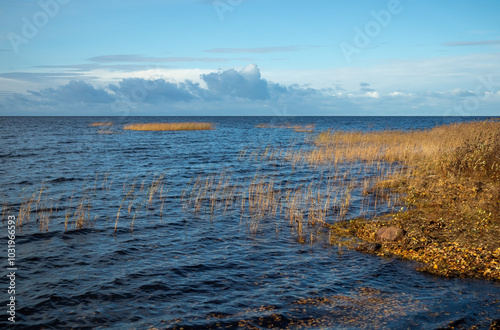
123,122,214,131
246,121,500,181
294,120,499,166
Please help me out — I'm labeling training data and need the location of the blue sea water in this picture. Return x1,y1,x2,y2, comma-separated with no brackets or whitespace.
0,116,498,329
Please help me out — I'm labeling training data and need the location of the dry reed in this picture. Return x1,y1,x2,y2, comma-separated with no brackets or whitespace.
4,172,169,234
249,121,500,168
180,164,390,242
90,122,113,127
123,122,214,131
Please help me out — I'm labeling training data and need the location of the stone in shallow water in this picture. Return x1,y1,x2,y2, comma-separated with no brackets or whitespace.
375,227,404,242
355,243,382,253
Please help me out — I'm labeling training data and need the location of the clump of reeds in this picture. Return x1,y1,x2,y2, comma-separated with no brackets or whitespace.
180,163,399,244
181,171,241,216
90,122,113,127
439,131,500,182
293,124,315,133
248,120,500,170
313,121,500,165
123,122,214,131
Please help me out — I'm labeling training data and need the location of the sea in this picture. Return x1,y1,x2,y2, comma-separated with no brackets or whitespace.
0,116,499,329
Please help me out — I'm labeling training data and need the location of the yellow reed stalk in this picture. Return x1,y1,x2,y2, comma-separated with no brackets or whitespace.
115,186,135,234
123,122,214,131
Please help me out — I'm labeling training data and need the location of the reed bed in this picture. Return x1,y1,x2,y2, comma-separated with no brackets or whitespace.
90,122,113,127
313,120,500,164
123,122,214,131
181,163,402,244
249,121,500,168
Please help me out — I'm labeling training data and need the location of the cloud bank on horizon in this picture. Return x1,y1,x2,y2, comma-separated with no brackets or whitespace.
0,0,499,116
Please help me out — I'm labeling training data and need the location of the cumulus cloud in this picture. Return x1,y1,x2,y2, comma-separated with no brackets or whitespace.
2,63,499,116
201,64,271,100
108,78,201,103
29,80,114,104
4,65,281,108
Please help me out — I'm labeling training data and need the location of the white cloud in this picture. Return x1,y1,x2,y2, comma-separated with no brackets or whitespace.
366,91,380,98
201,63,272,100
1,58,500,116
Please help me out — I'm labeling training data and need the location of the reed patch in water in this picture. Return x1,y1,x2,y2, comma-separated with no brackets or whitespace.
249,120,500,168
180,164,393,244
123,122,214,131
90,122,113,127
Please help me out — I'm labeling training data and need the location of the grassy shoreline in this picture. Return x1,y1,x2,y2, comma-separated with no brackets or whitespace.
322,120,500,280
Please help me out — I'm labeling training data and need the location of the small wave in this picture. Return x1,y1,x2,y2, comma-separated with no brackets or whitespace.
16,180,32,185
50,177,81,183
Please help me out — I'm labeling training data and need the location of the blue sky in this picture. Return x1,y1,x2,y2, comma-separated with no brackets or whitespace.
0,0,499,116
